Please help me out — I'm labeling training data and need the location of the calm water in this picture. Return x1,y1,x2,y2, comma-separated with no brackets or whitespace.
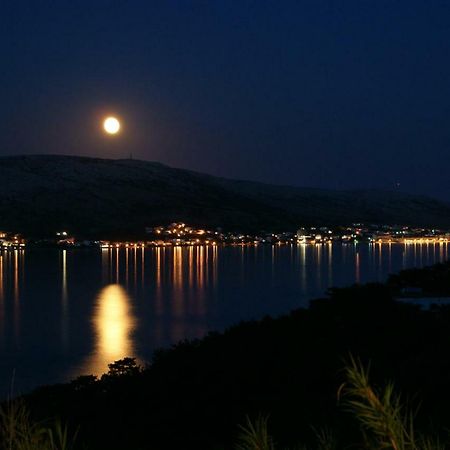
0,242,448,394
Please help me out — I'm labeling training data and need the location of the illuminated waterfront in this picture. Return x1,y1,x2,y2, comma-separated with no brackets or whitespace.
0,242,448,393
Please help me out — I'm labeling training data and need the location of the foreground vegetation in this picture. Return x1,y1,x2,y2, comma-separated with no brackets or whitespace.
2,358,447,449
237,357,446,450
6,262,450,449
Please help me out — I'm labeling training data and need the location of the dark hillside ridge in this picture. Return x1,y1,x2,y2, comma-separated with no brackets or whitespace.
0,154,449,237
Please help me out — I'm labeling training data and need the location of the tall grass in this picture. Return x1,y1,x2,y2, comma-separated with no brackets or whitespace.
0,399,77,450
236,415,275,450
237,357,446,450
339,356,445,450
236,415,336,450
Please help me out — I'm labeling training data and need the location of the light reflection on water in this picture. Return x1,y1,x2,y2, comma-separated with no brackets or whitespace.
0,242,448,392
80,284,136,377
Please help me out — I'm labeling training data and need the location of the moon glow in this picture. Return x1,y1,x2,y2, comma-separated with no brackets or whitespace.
103,117,121,134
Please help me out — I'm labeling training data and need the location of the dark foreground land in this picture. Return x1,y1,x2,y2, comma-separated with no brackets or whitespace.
15,262,450,449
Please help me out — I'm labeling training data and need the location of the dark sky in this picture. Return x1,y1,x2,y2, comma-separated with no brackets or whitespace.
2,1,450,199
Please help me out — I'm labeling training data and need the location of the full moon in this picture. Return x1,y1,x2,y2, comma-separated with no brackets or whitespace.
103,117,121,134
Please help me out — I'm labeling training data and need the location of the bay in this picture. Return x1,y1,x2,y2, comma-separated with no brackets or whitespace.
0,242,447,394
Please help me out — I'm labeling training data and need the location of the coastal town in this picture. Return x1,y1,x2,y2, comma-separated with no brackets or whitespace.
1,222,450,250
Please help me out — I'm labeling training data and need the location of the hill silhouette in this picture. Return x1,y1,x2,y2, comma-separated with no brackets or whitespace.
0,154,449,237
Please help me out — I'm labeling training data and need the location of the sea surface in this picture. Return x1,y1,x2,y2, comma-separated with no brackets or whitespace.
0,242,448,394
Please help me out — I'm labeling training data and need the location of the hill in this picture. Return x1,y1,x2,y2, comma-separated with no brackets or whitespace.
0,154,449,237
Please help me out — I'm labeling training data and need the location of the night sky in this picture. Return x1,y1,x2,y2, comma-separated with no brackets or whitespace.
2,1,450,199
